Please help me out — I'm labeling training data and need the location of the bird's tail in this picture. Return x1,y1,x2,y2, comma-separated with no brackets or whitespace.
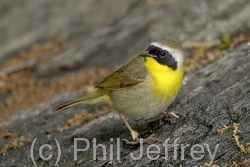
56,90,111,111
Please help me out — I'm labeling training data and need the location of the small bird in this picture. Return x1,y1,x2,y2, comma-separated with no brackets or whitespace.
56,39,185,142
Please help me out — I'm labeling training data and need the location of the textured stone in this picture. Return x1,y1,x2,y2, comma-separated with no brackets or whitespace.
1,0,250,166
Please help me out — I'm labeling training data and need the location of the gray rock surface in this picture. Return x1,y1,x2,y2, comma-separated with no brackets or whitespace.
1,0,250,167
2,41,250,167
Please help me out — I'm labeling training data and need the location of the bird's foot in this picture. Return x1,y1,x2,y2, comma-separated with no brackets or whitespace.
131,130,139,141
149,110,183,123
122,134,162,147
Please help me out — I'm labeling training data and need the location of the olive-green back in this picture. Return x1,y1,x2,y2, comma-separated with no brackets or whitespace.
96,56,148,89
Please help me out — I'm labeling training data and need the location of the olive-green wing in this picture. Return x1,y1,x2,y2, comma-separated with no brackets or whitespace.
96,56,148,89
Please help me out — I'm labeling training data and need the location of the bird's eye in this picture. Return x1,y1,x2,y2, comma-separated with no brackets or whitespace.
159,50,167,58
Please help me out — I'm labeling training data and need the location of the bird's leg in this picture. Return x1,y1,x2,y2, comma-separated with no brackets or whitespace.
119,113,139,141
119,113,162,146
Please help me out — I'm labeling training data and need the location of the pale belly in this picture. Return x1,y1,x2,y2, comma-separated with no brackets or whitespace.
109,81,177,119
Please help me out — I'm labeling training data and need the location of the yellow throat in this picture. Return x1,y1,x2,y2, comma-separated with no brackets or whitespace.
145,57,184,98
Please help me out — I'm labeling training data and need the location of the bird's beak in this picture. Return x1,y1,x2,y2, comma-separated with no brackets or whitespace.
138,51,156,58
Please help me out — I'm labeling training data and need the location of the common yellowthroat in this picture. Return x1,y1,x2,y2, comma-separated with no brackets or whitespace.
56,39,185,141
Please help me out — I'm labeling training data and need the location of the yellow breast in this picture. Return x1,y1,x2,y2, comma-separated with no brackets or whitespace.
144,57,184,98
